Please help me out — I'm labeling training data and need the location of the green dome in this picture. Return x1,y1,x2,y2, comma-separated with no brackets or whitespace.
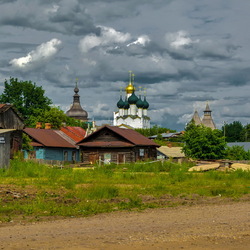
143,96,149,109
128,92,139,104
117,96,125,108
123,97,130,109
136,96,144,108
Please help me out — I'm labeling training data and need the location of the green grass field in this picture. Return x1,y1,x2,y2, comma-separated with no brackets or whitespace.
0,159,249,223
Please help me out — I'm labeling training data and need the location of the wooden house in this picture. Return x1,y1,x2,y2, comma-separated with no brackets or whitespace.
23,127,80,164
0,104,24,168
77,125,159,164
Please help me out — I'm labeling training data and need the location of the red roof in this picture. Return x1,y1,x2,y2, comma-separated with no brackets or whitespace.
78,141,134,147
24,128,76,148
77,125,159,147
60,126,86,142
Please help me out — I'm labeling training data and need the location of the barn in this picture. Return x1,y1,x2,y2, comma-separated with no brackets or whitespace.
77,125,159,164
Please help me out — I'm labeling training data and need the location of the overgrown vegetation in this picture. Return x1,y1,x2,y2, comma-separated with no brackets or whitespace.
221,120,250,142
0,159,249,223
135,125,176,137
224,145,250,160
182,122,226,160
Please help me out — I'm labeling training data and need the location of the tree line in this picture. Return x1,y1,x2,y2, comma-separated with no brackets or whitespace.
0,77,88,129
1,77,250,161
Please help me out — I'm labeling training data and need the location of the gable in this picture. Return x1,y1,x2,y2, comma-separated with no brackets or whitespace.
78,125,159,147
83,127,129,143
0,104,24,129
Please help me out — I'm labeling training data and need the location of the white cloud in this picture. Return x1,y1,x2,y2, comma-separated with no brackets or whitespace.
127,35,150,47
165,30,199,49
45,4,59,15
79,26,131,53
10,39,62,71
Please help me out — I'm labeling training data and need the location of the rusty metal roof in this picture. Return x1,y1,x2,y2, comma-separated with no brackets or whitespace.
60,126,86,142
78,125,159,147
24,128,76,148
78,141,133,148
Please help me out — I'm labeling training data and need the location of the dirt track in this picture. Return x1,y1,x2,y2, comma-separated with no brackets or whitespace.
0,202,249,250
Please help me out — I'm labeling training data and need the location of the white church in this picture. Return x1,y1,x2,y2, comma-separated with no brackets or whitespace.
113,72,150,129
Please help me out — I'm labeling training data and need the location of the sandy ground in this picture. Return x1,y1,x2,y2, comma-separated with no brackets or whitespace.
0,202,249,250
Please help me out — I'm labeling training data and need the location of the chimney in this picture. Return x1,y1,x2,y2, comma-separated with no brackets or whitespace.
45,123,51,129
36,122,42,129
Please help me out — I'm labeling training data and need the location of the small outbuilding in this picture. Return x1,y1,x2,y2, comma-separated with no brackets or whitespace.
0,104,24,168
157,146,186,163
77,125,159,164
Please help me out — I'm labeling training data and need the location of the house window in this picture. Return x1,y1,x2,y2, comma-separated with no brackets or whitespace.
72,151,76,162
139,149,145,156
104,153,111,164
64,151,68,161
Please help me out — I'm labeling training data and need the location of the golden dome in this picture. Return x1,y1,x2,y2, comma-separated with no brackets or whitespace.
125,82,135,94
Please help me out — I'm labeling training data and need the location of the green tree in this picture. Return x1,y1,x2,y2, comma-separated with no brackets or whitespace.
224,145,250,160
182,122,226,160
221,121,245,142
0,77,52,124
244,124,250,141
135,125,175,137
28,106,88,129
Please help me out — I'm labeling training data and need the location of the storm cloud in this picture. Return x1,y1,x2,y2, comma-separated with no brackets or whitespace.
0,0,250,130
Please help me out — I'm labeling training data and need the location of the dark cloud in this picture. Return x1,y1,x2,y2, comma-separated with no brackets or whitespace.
1,0,250,130
0,0,17,4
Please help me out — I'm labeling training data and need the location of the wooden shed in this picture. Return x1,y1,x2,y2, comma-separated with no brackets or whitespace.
0,104,24,168
77,125,159,164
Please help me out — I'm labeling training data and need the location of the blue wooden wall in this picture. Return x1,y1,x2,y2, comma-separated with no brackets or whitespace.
23,147,80,162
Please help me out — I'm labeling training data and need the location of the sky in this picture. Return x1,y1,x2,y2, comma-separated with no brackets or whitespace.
1,0,250,131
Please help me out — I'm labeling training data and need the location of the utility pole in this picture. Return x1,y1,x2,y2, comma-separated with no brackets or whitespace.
223,121,226,141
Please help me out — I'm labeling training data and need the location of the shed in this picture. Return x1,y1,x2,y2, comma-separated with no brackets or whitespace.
0,129,16,168
157,146,186,163
23,128,80,163
77,125,159,164
0,104,24,168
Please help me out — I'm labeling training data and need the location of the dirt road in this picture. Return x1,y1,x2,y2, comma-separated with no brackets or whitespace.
0,202,249,250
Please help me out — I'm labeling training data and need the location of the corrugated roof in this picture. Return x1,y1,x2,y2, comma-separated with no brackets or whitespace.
78,125,159,147
0,129,16,134
24,128,76,148
60,126,86,142
157,146,185,158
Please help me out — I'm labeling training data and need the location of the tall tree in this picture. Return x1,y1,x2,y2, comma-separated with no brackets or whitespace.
28,106,88,129
0,77,52,124
182,122,226,160
221,121,245,142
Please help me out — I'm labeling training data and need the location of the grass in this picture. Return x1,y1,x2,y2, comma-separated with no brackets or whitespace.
0,159,249,222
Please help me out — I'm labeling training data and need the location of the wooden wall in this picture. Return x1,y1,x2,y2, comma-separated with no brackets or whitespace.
0,131,11,168
0,107,24,130
80,146,157,164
